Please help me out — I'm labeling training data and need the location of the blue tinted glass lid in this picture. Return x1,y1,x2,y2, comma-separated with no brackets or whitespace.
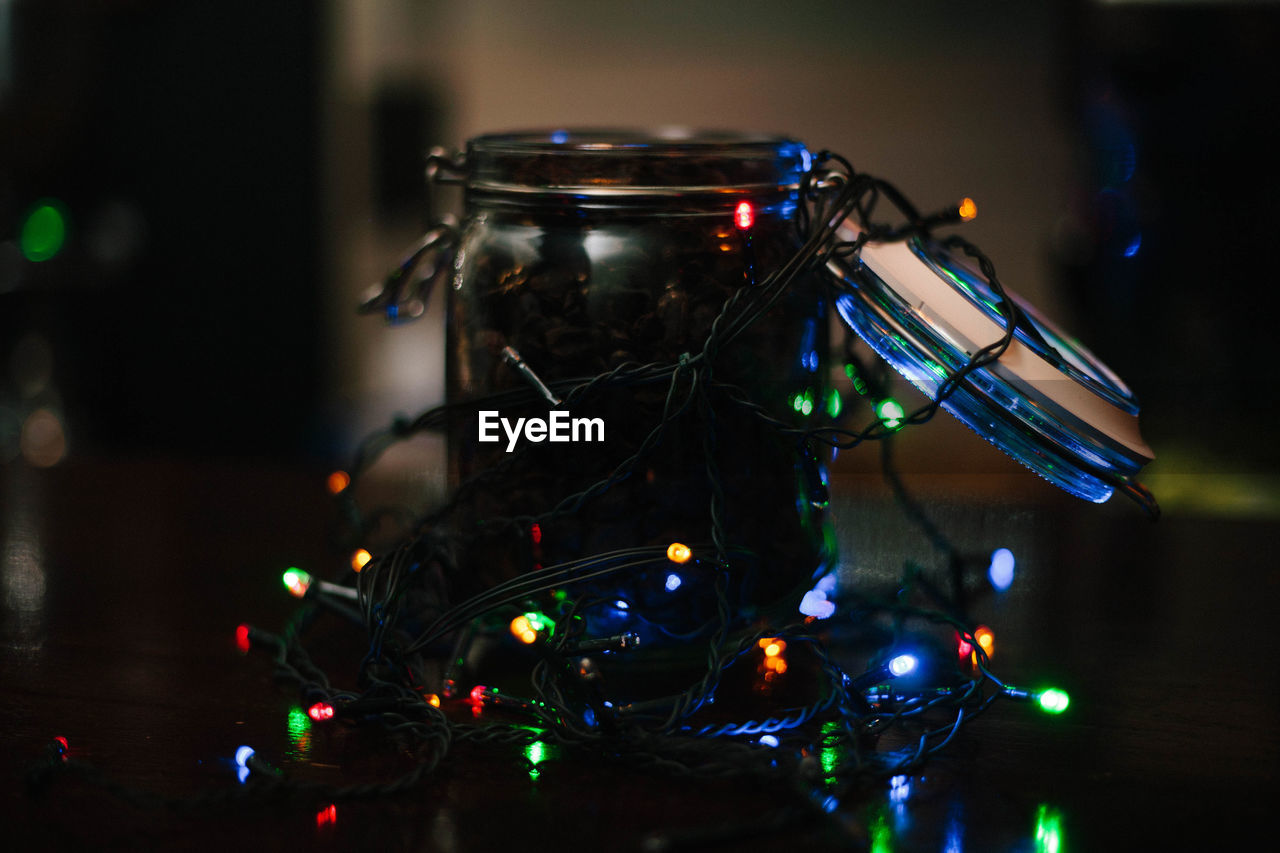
826,224,1156,513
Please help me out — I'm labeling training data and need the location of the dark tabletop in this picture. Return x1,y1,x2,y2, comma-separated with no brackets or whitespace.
3,452,1278,852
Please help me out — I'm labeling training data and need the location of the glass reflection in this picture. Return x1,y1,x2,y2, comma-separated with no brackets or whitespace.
524,738,557,782
819,720,841,784
943,803,964,853
2,472,47,643
1034,803,1064,853
869,806,893,853
285,706,312,761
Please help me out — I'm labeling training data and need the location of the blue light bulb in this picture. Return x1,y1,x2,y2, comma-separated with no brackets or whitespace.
888,654,918,678
988,548,1015,591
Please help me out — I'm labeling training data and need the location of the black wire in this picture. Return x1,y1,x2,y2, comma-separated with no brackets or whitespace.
29,153,1069,825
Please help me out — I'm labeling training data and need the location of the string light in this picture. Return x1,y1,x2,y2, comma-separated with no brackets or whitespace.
958,197,977,221
282,568,311,598
827,387,843,418
316,803,338,827
756,637,789,685
974,625,995,659
327,470,350,495
282,567,359,602
1037,688,1070,715
351,548,372,572
20,200,68,262
307,702,336,722
510,615,538,645
523,611,554,634
666,542,692,564
988,547,1015,591
875,398,905,430
37,144,1122,829
799,588,836,619
198,144,1118,821
235,623,252,653
888,653,918,678
232,742,277,783
569,632,639,653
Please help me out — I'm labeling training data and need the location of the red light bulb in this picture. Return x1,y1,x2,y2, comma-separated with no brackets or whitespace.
308,702,335,721
735,200,754,230
235,624,252,654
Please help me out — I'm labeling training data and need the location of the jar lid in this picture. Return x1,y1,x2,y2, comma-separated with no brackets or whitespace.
827,223,1157,511
464,129,811,209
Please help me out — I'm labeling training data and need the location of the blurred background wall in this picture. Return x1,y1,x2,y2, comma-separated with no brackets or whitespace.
3,0,1278,508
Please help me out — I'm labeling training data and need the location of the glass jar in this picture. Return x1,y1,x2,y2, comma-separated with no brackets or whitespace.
444,130,833,657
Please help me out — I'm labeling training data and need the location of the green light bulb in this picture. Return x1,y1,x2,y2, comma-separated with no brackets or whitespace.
1038,688,1070,714
875,398,905,429
20,201,68,262
282,568,312,597
523,611,555,635
827,388,843,419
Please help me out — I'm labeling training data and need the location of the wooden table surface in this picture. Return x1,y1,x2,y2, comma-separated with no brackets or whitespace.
3,456,1277,851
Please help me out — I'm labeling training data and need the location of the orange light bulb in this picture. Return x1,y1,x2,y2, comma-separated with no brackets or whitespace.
975,625,995,657
667,542,692,564
510,615,538,644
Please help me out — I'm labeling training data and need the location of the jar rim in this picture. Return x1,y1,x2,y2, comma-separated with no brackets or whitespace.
463,129,811,207
469,128,802,154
